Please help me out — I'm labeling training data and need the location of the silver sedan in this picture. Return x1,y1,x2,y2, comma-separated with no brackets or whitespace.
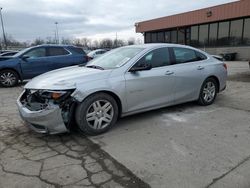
17,44,227,135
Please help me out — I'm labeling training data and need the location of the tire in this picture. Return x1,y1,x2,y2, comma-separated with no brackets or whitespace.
75,93,119,135
198,78,218,106
0,69,19,87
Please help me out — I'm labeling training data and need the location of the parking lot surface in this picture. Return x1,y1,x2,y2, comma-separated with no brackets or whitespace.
0,61,249,188
0,90,149,187
90,61,250,188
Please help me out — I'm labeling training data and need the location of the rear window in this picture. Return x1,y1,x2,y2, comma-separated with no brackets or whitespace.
196,51,207,60
47,47,70,56
173,47,207,64
96,50,106,55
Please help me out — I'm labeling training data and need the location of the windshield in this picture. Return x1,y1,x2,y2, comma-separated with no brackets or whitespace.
87,51,97,56
87,47,144,69
13,47,32,57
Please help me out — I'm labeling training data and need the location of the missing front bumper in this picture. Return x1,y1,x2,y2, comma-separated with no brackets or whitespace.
17,90,70,134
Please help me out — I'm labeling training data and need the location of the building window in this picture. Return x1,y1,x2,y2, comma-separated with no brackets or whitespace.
185,27,191,45
157,32,165,42
199,24,209,47
209,23,218,47
243,18,250,45
145,33,151,43
165,31,171,43
151,33,157,43
190,26,199,46
218,21,229,46
178,28,185,44
171,30,177,43
229,19,243,45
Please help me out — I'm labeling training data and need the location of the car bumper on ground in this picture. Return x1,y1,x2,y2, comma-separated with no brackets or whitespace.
16,91,69,134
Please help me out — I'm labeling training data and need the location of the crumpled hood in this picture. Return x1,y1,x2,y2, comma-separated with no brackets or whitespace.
25,66,112,90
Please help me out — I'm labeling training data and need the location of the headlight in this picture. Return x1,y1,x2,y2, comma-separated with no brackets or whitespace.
37,90,69,100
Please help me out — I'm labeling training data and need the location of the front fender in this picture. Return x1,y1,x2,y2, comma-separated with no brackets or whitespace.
71,78,126,112
0,58,23,80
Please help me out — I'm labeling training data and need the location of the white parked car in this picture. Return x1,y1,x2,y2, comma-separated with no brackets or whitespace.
87,49,107,59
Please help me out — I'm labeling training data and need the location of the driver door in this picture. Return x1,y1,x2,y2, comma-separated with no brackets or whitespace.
20,47,51,79
124,47,175,113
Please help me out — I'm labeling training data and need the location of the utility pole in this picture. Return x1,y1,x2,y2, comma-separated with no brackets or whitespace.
55,22,59,44
0,7,7,49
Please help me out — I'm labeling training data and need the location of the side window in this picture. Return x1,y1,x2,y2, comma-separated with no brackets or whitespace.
136,47,170,68
24,48,46,58
47,47,70,56
173,47,206,64
68,47,85,55
196,51,207,60
96,51,102,55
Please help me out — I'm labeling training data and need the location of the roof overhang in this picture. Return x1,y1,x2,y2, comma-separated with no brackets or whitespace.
135,0,250,33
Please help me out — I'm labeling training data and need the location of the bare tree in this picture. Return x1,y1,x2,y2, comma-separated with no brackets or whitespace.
0,34,28,49
31,38,45,46
45,37,56,44
73,38,82,46
127,37,135,45
81,38,91,48
91,40,99,49
115,39,126,47
61,37,72,45
100,38,113,49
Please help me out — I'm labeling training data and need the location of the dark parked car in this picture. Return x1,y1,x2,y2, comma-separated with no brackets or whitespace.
0,45,88,87
0,50,19,57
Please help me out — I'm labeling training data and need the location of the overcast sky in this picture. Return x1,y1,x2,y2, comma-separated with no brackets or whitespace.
0,0,237,42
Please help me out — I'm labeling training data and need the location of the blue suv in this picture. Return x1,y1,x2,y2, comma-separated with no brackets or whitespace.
0,45,88,87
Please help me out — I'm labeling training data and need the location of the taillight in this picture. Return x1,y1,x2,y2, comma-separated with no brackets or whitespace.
223,63,227,70
85,55,93,62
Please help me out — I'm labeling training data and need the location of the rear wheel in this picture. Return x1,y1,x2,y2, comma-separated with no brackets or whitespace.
75,93,118,135
198,78,218,106
0,70,19,87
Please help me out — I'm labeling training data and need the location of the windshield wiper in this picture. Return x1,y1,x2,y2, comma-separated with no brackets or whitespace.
85,65,105,70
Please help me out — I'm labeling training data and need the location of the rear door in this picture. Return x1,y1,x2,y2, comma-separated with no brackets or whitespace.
125,47,176,113
170,47,208,103
46,47,74,70
20,47,50,79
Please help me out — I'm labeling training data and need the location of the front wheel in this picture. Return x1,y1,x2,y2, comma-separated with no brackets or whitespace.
0,70,19,87
198,78,218,106
75,93,119,135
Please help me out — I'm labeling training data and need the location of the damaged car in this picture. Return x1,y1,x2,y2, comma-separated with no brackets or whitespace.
17,44,227,135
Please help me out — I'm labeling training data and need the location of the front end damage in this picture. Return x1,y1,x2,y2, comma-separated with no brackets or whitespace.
17,89,76,134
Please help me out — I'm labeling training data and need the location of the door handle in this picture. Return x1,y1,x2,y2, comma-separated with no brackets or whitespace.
197,66,205,70
165,71,174,75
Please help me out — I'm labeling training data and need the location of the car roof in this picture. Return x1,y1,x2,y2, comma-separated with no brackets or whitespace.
124,43,195,49
35,44,79,48
92,49,106,52
122,43,209,55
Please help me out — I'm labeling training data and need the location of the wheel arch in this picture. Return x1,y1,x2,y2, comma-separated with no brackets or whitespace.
0,68,22,81
76,90,123,118
205,75,220,92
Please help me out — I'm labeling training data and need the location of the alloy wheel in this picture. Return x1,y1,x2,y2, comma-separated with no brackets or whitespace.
202,81,216,103
0,72,17,87
86,100,114,130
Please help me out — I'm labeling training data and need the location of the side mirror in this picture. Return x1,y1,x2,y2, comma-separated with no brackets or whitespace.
21,55,30,60
130,63,152,72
